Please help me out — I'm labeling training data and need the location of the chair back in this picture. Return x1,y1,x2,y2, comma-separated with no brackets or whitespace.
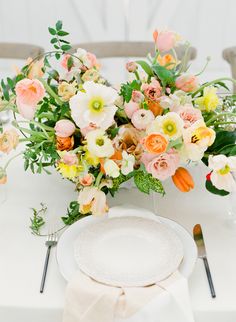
0,43,44,60
223,47,236,92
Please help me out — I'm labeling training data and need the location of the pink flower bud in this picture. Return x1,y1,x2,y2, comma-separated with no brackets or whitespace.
126,61,137,73
124,101,140,118
54,119,76,138
132,90,144,103
175,74,199,92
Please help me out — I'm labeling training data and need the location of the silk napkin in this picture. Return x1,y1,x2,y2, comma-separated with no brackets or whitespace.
63,269,194,322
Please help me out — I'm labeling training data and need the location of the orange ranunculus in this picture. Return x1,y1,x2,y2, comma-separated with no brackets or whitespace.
144,133,168,154
147,100,163,117
157,54,177,70
56,136,74,151
172,167,194,192
110,150,123,161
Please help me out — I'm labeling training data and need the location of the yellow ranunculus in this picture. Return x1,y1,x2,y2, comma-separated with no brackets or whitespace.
57,162,82,180
58,81,77,101
195,87,219,112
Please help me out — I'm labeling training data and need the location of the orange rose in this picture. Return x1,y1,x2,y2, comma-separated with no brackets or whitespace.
144,133,168,154
56,136,74,151
147,100,163,117
157,54,177,70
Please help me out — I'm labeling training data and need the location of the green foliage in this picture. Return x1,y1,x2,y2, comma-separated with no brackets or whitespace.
29,203,47,235
62,201,86,225
206,130,236,156
48,20,72,58
134,171,165,195
120,80,141,103
109,172,135,196
136,60,154,76
205,179,229,196
152,64,176,87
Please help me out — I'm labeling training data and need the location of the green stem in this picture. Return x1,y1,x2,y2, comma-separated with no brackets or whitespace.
195,56,211,77
206,112,236,126
17,120,54,132
38,78,63,106
213,121,236,126
95,171,103,187
178,42,190,74
12,122,48,139
192,77,236,98
134,70,140,81
4,152,23,170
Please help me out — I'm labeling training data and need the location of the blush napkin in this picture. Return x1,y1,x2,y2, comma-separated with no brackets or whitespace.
63,269,194,322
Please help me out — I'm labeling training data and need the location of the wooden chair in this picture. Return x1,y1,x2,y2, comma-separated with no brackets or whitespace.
0,42,44,59
223,47,236,93
71,41,197,61
0,43,44,124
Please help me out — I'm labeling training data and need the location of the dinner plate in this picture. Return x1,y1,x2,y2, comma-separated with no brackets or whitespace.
74,216,184,287
56,206,197,282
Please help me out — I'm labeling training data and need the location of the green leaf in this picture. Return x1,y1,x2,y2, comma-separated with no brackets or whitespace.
206,130,236,156
56,20,63,31
136,60,154,76
50,37,58,44
7,77,14,89
120,80,141,103
62,201,85,225
152,64,175,86
67,56,74,70
48,27,56,35
61,44,72,52
134,171,165,195
55,53,61,60
57,30,69,36
229,145,236,156
1,80,10,101
205,179,229,196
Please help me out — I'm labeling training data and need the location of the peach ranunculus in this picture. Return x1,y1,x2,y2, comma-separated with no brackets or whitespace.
154,30,178,52
157,54,178,70
131,109,155,130
177,104,203,128
175,74,199,92
143,149,180,180
141,78,162,101
114,124,143,160
143,133,168,154
54,119,76,138
0,129,19,154
15,79,45,119
26,58,44,79
56,136,74,151
79,173,95,186
59,151,78,166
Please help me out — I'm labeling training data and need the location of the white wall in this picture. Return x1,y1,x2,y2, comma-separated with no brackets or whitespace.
0,0,235,84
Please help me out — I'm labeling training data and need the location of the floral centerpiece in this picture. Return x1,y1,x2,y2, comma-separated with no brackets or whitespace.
0,21,235,231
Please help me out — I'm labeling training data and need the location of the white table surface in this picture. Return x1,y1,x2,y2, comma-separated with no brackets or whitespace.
0,154,236,322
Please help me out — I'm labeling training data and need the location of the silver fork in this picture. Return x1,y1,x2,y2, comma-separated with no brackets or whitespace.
40,228,58,293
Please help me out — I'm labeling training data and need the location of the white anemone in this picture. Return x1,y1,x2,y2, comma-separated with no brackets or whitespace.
70,81,118,130
86,129,114,158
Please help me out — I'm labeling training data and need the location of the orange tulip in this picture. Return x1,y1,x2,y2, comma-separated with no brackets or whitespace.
144,133,168,154
172,167,194,192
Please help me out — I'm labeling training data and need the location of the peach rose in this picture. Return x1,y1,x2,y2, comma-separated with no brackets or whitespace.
15,79,45,119
141,79,162,101
54,120,76,138
175,74,199,92
144,133,168,154
27,58,44,79
0,129,19,154
79,173,95,186
56,136,74,151
60,152,78,166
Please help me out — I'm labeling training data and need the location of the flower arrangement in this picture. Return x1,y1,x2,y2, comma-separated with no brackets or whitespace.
0,21,235,226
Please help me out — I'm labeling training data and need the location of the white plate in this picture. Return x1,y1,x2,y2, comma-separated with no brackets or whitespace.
56,206,197,282
74,216,184,287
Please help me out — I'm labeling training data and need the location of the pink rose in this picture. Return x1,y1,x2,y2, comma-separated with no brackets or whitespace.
132,90,144,103
15,79,45,119
61,54,72,70
86,52,98,68
0,129,19,154
61,152,78,166
79,173,94,186
124,101,140,118
54,120,76,137
131,109,155,130
144,149,180,180
80,123,98,137
155,30,176,52
175,74,199,92
141,79,162,101
177,104,203,128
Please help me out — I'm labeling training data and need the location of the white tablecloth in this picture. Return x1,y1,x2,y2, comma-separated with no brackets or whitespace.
0,157,235,322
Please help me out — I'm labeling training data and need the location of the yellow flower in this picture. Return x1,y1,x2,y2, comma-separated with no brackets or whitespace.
57,162,82,180
81,68,100,82
84,150,100,166
157,54,178,70
195,87,219,112
58,81,77,101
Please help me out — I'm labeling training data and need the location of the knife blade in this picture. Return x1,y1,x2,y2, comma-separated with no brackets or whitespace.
193,224,216,298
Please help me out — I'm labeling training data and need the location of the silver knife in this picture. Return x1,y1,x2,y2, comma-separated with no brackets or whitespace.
193,224,216,298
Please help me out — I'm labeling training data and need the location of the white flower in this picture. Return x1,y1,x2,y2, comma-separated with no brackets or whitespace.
78,186,108,216
104,159,120,178
131,109,155,130
208,155,236,192
160,90,192,111
70,81,118,130
121,151,135,175
181,120,215,162
86,129,114,158
147,112,184,140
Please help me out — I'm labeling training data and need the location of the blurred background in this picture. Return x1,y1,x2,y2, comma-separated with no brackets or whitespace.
0,0,236,85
